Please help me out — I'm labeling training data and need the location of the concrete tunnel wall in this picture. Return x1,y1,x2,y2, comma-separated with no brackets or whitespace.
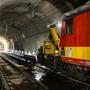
24,32,48,54
0,0,62,53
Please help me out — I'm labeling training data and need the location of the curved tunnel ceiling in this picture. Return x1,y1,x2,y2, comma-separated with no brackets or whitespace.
0,0,88,51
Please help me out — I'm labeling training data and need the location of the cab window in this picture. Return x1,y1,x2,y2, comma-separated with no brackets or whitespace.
66,17,73,34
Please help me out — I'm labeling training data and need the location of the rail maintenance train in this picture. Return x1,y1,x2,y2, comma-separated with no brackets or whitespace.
37,4,90,82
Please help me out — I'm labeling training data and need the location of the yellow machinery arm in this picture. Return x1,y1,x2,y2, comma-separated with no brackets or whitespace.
41,25,60,55
49,25,60,48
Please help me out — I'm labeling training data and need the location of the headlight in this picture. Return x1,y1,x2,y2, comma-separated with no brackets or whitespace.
86,61,90,65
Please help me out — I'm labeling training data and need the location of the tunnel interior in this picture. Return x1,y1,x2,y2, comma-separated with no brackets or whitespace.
0,0,88,54
0,1,89,90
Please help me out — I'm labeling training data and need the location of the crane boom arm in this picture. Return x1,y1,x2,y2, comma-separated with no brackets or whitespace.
49,26,60,48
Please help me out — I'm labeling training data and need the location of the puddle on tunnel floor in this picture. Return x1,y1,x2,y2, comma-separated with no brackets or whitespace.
26,66,88,90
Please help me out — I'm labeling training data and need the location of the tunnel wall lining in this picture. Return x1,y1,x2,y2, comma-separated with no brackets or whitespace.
24,32,48,54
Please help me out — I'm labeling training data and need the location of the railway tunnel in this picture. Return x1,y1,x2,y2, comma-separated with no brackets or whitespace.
0,0,87,53
0,0,89,90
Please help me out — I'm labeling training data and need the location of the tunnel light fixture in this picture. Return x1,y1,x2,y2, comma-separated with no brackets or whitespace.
47,24,50,28
56,22,62,28
32,51,36,55
47,21,62,29
28,51,32,55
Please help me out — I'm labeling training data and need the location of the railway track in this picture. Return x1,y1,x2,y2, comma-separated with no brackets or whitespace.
35,64,90,88
0,54,48,90
2,53,90,90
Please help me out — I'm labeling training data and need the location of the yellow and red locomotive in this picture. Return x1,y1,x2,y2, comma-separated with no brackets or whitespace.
60,4,90,68
59,4,90,81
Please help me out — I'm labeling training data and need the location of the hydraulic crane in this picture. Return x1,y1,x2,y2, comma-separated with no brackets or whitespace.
37,25,60,69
